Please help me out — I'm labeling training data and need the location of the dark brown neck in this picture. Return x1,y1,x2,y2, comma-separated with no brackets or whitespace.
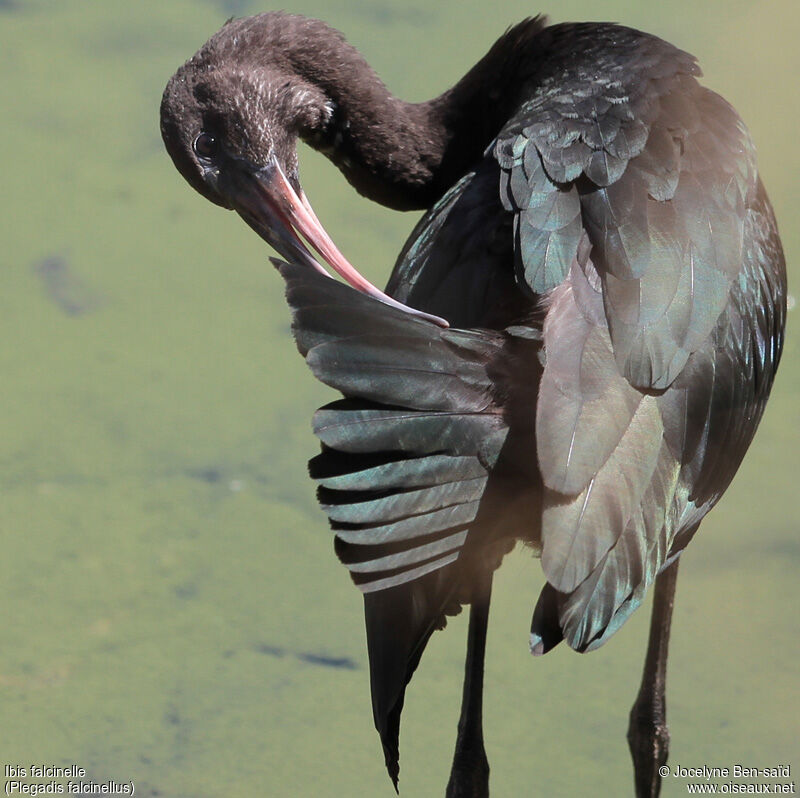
296,17,548,210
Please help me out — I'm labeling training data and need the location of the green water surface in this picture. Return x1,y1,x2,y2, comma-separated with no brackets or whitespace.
1,1,797,795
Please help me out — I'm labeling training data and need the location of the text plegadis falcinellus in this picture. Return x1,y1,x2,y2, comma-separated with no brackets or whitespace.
160,13,786,797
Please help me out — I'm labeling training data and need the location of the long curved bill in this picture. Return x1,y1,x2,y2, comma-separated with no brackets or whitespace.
232,160,449,328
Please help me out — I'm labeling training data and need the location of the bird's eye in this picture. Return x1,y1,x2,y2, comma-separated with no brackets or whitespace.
193,132,219,160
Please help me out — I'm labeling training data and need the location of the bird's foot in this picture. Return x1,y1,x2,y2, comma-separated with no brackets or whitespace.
445,746,490,798
627,696,670,798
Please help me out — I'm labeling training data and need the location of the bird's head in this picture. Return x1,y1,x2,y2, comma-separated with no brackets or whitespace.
160,15,337,270
160,13,448,325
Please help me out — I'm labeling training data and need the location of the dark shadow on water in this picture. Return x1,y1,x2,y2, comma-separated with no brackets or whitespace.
33,254,102,316
253,643,287,657
173,582,198,600
186,467,222,484
252,642,358,669
297,652,358,670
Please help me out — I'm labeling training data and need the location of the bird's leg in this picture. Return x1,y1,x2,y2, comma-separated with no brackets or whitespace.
627,558,681,798
445,571,493,798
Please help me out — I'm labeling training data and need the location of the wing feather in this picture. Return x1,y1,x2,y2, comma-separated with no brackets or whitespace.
495,29,755,390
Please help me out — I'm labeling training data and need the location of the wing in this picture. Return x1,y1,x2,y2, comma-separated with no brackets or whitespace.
496,22,755,391
279,260,540,783
532,181,785,652
494,25,786,651
385,161,531,330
